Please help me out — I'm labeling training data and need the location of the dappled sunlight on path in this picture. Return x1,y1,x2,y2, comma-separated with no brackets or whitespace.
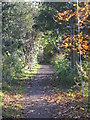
23,65,59,118
23,65,89,118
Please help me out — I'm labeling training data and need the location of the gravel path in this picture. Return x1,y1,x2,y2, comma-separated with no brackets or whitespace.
23,65,60,118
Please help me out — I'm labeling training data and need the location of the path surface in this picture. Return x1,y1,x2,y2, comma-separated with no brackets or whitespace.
24,65,59,118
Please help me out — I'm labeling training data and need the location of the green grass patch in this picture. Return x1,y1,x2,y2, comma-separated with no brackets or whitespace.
2,63,42,118
2,106,23,118
14,63,42,80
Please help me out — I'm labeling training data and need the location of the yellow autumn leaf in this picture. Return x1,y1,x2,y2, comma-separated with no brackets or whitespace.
80,38,83,43
54,19,58,23
83,45,88,50
82,8,85,11
65,38,69,42
66,18,69,21
84,2,87,5
80,107,84,110
65,43,68,47
64,11,67,15
69,43,71,46
73,4,76,7
59,17,62,20
40,96,44,100
57,12,60,16
73,48,77,51
56,99,60,104
76,43,78,46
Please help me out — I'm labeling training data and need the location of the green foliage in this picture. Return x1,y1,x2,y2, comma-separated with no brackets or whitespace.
2,2,89,118
2,82,11,92
3,53,23,80
82,60,89,81
83,82,88,98
43,43,55,63
55,57,79,88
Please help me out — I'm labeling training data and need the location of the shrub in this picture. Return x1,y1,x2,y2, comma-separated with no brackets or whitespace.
2,53,24,84
55,58,79,88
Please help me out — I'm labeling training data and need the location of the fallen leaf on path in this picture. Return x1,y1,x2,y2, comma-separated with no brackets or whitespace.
80,107,84,110
38,112,40,115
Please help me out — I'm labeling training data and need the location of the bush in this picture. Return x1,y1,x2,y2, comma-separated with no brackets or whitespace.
55,58,79,88
2,53,24,84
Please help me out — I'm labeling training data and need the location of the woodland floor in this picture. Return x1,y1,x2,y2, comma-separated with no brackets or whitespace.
2,64,89,119
23,65,59,118
22,64,89,118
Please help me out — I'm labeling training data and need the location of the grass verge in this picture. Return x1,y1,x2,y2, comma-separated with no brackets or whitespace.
2,63,41,118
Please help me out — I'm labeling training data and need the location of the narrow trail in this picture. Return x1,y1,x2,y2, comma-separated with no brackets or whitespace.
23,65,60,118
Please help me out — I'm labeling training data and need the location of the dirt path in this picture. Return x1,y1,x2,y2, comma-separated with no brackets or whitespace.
23,65,60,118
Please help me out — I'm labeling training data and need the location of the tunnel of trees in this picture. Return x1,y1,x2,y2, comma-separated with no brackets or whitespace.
1,1,89,119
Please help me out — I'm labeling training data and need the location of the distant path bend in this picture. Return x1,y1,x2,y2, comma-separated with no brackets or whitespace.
36,64,56,75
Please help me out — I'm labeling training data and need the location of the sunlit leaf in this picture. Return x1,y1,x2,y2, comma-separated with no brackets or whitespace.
73,4,76,7
80,107,84,110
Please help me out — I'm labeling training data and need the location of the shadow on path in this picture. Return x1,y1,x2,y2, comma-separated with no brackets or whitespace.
23,65,60,118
